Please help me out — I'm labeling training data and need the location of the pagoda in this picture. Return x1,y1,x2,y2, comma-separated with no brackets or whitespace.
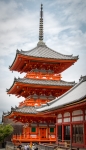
5,4,78,145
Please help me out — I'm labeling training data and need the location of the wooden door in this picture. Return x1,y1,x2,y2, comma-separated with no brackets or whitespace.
85,123,86,146
40,128,46,139
64,125,70,140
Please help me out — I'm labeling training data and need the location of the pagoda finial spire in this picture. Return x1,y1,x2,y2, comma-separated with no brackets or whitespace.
39,4,43,41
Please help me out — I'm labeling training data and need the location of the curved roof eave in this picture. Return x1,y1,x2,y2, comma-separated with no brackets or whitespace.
9,49,19,69
6,77,16,93
17,45,79,60
9,44,79,70
36,75,86,112
7,77,75,92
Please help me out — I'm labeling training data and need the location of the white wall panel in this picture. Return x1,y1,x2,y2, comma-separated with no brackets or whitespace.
64,112,70,117
64,118,70,122
49,135,55,138
57,119,62,123
72,110,83,116
58,114,62,118
30,135,37,137
72,116,83,121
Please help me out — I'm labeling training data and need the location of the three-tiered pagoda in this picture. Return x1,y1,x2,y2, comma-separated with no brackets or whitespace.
4,4,78,145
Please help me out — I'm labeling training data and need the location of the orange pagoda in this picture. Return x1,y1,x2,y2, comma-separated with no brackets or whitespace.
5,4,78,145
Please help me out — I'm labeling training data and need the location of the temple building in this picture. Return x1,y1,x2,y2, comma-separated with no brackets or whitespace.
37,75,86,148
3,4,86,149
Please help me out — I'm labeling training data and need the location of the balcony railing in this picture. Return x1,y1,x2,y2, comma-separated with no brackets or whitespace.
12,134,56,143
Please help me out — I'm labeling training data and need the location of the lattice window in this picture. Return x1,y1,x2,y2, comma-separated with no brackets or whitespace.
64,112,70,122
58,113,62,118
57,113,62,123
72,125,83,143
72,110,83,116
72,110,83,122
64,112,70,117
31,127,36,132
50,127,54,133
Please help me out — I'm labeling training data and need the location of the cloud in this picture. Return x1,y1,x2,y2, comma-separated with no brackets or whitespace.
0,0,39,57
0,0,86,122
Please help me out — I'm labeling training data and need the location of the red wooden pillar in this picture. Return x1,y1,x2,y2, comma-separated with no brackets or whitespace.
62,113,64,142
47,125,49,139
56,123,58,144
70,111,72,145
83,109,86,147
84,123,86,147
37,124,39,138
46,126,48,139
70,124,72,148
62,124,64,142
54,124,56,141
28,126,30,138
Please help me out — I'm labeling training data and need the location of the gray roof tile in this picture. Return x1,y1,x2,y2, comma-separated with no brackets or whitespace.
17,44,78,60
13,106,37,114
15,77,75,87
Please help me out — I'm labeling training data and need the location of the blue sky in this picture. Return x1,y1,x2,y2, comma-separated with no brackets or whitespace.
0,0,86,122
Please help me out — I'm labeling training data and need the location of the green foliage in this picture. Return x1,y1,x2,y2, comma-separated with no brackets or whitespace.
0,124,13,142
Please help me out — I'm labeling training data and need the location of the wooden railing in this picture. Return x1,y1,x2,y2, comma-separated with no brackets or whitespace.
12,134,56,144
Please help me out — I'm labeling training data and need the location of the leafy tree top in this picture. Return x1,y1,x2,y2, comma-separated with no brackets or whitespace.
0,124,13,142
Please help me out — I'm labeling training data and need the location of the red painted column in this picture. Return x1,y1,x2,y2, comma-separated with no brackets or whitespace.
62,113,64,142
83,109,85,147
62,124,64,142
70,111,72,144
70,110,73,149
36,124,38,138
84,123,86,147
47,125,49,139
56,123,58,144
55,116,58,143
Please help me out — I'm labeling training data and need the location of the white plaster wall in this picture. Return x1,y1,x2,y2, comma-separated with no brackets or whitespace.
72,110,83,116
64,117,70,122
72,116,83,121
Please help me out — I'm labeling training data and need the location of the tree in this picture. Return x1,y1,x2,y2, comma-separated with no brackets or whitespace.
0,124,13,143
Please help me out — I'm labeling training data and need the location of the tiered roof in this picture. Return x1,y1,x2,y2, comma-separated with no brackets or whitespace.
9,5,78,74
11,106,37,114
7,77,75,99
17,44,78,60
9,44,78,74
4,4,80,121
7,77,75,91
4,76,86,118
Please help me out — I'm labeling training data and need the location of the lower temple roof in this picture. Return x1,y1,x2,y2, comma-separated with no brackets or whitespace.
3,106,37,118
12,106,37,114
